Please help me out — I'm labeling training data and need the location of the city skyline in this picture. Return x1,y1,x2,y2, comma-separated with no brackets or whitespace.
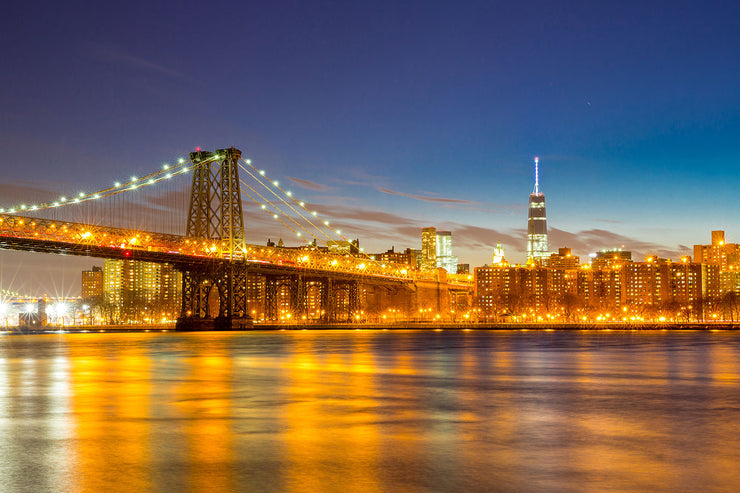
2,1,740,295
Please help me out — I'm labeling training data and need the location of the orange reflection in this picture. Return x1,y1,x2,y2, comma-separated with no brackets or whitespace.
172,339,235,492
281,331,380,492
69,338,151,492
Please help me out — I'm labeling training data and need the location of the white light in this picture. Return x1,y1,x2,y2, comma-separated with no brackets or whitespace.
260,204,266,209
297,232,301,236
148,179,155,185
336,230,341,234
0,208,4,213
52,202,59,207
20,205,26,210
163,164,169,170
30,205,38,210
73,198,80,203
60,197,66,202
324,221,329,225
93,194,100,199
166,173,172,179
130,185,138,190
114,182,121,187
131,176,138,182
9,208,15,213
259,170,265,176
273,214,278,219
25,303,35,313
286,191,292,196
78,192,85,198
272,181,279,186
299,202,305,207
178,158,185,164
311,211,317,216
246,159,251,164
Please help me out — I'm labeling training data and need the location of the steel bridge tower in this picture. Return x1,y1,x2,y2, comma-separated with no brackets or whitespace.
178,147,250,330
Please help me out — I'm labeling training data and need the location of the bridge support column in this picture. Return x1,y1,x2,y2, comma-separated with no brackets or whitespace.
176,261,252,331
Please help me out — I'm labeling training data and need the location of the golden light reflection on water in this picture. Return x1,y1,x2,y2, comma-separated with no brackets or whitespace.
69,343,152,492
281,331,381,492
1,331,740,492
173,349,235,493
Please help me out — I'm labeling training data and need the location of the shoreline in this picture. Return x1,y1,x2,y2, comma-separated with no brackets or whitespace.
4,321,740,334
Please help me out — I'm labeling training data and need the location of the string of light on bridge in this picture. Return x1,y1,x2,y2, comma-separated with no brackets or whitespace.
0,148,381,264
0,157,195,215
238,160,341,244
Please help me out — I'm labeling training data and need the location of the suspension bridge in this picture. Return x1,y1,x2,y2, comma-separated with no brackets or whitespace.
0,147,472,330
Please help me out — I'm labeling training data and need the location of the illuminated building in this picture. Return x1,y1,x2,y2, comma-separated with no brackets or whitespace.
421,227,437,271
591,249,632,270
246,274,266,320
527,157,549,261
545,247,580,269
103,259,181,322
474,265,513,317
693,230,739,270
327,239,360,254
475,265,568,317
369,247,418,268
81,266,104,299
435,230,458,273
719,268,740,295
492,242,506,265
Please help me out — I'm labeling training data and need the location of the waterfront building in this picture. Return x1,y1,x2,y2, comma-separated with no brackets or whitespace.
591,249,632,270
81,266,103,299
527,157,549,261
720,268,740,295
544,247,580,269
103,259,181,323
693,230,740,270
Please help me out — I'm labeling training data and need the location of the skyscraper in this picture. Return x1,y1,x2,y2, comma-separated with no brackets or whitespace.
527,157,549,261
435,230,458,273
421,227,437,271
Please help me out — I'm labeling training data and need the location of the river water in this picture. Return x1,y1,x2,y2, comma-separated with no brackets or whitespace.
1,329,739,492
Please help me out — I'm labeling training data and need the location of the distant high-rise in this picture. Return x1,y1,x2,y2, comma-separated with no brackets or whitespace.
527,157,549,260
435,230,458,273
421,227,437,271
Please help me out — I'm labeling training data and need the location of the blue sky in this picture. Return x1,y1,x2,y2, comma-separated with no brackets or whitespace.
1,1,739,295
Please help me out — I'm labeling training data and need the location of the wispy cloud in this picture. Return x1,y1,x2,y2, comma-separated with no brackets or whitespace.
88,45,189,80
377,187,475,205
592,218,623,224
286,176,330,192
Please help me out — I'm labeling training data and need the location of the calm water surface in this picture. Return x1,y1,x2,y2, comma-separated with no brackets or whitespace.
1,329,740,492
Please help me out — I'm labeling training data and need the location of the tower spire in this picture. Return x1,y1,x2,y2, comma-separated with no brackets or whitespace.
527,156,548,260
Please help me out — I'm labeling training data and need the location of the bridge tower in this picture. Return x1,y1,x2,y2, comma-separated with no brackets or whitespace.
177,147,250,330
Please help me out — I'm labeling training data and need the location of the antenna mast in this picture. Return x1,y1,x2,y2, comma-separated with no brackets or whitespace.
534,156,540,194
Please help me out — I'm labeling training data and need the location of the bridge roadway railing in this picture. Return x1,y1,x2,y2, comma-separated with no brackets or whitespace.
0,213,478,285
